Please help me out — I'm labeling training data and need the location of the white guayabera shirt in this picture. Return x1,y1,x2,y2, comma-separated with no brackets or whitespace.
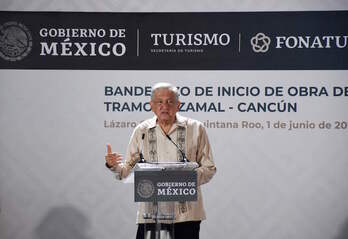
112,114,216,223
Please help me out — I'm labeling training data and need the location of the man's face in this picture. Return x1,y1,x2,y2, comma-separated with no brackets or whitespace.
150,88,180,124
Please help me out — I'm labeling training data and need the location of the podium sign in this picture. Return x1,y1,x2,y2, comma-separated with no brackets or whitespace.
134,169,197,202
134,162,198,239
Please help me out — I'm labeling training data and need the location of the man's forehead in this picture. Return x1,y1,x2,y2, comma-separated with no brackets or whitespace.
153,89,177,98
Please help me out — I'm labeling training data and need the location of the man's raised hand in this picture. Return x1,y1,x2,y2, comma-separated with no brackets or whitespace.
105,144,122,168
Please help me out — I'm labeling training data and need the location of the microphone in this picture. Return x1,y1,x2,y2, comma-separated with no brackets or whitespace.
139,133,146,163
165,134,188,163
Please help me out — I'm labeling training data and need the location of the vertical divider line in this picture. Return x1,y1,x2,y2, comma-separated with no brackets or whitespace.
239,33,241,53
137,28,139,57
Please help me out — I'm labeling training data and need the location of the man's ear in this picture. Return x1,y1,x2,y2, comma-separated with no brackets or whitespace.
150,100,154,112
176,100,181,111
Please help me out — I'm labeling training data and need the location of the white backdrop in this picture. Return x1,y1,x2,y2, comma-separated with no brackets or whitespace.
1,2,348,239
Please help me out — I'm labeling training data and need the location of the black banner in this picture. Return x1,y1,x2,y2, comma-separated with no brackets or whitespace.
0,11,347,70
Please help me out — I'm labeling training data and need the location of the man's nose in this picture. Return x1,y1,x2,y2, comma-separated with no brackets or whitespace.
161,103,170,109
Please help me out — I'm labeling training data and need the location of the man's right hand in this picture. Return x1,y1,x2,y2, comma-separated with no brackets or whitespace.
105,144,122,168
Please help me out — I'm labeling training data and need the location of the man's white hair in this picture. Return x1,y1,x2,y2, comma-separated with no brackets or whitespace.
151,82,179,100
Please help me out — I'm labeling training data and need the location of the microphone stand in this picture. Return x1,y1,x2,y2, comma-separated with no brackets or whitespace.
165,134,188,163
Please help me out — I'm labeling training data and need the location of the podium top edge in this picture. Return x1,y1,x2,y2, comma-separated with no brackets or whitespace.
134,162,199,171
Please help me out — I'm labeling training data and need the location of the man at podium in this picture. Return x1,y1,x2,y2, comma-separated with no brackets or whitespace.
105,82,216,239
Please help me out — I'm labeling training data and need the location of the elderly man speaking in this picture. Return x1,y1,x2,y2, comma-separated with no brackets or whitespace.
105,82,216,239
